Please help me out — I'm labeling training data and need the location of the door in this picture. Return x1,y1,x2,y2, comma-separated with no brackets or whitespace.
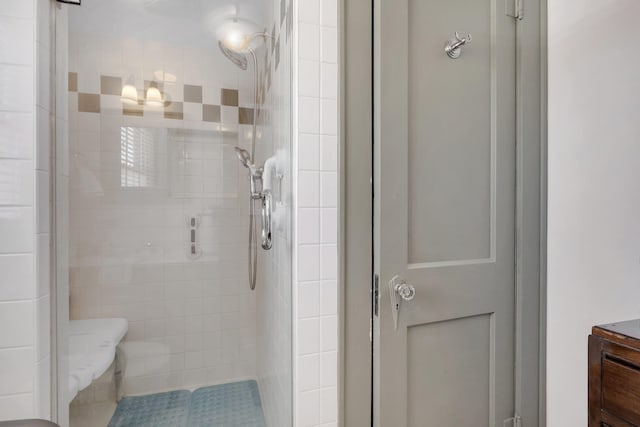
373,0,516,425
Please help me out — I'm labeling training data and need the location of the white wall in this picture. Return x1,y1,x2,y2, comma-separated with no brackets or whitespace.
0,0,52,421
295,0,339,425
547,1,640,425
256,0,294,425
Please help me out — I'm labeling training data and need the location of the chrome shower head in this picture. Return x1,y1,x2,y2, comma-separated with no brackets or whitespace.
218,41,248,70
234,146,252,168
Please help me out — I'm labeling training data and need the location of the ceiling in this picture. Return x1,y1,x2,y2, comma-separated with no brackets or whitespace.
69,0,268,48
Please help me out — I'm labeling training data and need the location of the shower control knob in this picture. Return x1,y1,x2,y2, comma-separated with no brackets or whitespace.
394,282,416,302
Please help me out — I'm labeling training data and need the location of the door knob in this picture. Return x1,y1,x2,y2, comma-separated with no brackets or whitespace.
395,282,416,301
389,275,415,330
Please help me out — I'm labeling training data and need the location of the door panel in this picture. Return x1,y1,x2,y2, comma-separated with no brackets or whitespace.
373,0,516,424
408,0,493,265
407,314,492,427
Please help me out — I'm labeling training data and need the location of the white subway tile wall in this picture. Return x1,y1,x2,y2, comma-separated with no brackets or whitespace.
0,0,52,421
295,0,339,425
255,0,295,425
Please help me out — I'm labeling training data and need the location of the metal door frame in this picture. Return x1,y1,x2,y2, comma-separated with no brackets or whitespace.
339,0,547,425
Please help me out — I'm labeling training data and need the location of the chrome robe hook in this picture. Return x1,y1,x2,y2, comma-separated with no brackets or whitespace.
445,32,472,59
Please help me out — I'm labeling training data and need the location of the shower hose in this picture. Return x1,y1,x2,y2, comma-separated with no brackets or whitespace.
247,48,259,291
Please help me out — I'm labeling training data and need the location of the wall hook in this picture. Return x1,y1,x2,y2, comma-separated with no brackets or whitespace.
445,32,472,59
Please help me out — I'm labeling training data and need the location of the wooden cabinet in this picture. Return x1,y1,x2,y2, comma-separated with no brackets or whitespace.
589,319,640,426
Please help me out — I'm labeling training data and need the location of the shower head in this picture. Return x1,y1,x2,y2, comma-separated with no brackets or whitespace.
234,146,252,168
218,41,248,70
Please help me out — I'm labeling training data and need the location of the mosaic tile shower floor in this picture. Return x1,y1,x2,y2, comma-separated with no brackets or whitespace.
108,380,266,427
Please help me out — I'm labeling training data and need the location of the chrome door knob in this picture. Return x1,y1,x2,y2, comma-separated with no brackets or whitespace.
395,282,416,301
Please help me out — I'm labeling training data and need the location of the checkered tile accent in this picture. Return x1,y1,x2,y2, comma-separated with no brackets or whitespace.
68,0,292,127
69,74,253,125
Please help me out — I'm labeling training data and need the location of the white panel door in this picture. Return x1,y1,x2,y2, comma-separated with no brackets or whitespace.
373,0,517,425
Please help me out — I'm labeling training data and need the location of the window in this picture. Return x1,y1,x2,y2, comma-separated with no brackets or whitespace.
120,127,156,188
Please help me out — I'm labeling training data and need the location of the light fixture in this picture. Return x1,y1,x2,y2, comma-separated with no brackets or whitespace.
120,76,138,105
145,81,163,107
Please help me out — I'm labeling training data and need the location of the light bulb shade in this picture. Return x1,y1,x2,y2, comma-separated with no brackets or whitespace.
120,84,138,105
145,86,163,107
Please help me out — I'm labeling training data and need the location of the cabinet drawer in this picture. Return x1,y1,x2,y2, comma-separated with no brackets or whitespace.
602,357,640,424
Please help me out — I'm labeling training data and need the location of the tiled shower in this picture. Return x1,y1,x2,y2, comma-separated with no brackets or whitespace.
61,0,296,425
67,36,263,395
0,0,338,425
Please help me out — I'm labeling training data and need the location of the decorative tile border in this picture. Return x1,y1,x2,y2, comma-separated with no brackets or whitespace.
184,85,202,103
69,73,253,124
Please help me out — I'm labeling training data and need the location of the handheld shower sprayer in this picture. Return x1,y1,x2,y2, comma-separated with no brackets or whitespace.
234,146,262,199
221,21,275,291
234,146,252,169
